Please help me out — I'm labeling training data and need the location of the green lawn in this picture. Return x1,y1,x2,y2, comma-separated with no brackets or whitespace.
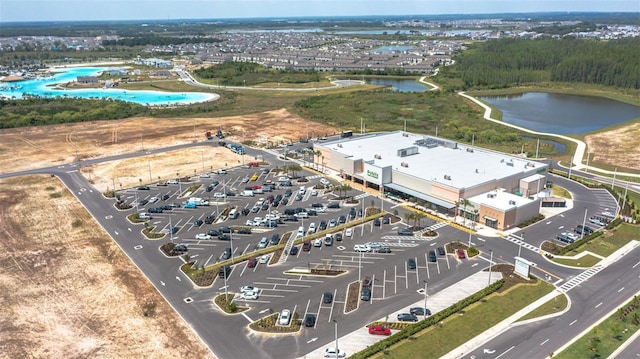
380,280,554,359
518,294,568,322
552,184,572,199
560,223,639,258
555,296,640,359
552,254,602,268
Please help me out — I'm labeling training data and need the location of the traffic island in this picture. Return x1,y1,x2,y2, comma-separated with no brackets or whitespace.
214,293,249,314
345,281,360,313
181,261,218,287
249,312,302,333
142,225,165,239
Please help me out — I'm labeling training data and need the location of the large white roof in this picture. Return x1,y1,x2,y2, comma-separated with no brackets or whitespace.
322,131,544,189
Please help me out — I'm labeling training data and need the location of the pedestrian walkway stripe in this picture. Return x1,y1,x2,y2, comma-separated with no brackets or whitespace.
557,266,603,293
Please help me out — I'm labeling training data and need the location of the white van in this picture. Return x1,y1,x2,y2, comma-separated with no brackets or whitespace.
228,208,239,219
138,212,151,219
298,187,306,195
241,190,254,197
297,226,305,238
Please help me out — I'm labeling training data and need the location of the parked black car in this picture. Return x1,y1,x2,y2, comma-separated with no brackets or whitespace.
138,185,150,190
161,194,170,200
289,246,299,255
193,219,203,227
397,313,419,322
148,207,163,213
237,227,252,235
304,314,316,327
219,265,231,278
204,215,215,224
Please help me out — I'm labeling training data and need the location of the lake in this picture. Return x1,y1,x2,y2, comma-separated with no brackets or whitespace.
367,78,429,92
480,92,640,134
0,67,217,106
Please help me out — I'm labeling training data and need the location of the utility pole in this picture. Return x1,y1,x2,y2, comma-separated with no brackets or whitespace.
535,138,540,158
518,232,524,258
581,208,588,239
488,250,494,286
612,167,618,189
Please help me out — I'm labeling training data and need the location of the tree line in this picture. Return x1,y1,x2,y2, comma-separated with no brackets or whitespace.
102,36,222,47
452,37,640,89
193,62,321,86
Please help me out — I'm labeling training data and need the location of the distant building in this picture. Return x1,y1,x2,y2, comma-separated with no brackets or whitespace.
77,76,98,84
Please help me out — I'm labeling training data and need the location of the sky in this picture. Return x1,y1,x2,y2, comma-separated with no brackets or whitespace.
1,0,638,22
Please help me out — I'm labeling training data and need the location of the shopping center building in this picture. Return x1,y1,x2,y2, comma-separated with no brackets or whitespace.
314,131,548,231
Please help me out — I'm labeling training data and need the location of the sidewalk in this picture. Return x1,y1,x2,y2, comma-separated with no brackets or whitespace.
299,271,503,359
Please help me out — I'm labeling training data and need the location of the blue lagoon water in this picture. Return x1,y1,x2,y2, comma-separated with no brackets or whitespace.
0,67,216,106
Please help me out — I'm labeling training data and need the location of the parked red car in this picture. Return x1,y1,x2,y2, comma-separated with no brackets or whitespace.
457,249,466,259
302,240,311,251
368,325,392,336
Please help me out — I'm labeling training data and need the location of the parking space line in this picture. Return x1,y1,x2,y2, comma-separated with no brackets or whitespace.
436,257,441,275
328,288,337,321
371,274,376,304
405,265,408,289
394,265,398,294
382,269,386,299
445,252,451,270
303,298,311,325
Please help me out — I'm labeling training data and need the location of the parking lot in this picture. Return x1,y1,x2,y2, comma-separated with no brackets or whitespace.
117,163,485,330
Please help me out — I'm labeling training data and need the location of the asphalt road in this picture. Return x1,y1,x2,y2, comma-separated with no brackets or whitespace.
461,248,640,359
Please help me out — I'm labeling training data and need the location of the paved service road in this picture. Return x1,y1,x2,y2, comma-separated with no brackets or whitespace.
461,248,640,359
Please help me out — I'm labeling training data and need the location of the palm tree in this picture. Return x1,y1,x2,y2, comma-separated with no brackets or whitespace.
314,150,321,170
404,212,415,227
459,198,472,226
289,164,302,178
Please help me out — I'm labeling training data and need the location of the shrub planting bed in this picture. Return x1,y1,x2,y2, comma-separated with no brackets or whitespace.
345,281,360,313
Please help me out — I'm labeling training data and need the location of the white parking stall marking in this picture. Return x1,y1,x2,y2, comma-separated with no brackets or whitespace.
394,265,398,294
436,257,441,275
105,215,113,219
328,288,338,321
370,274,376,304
134,245,143,250
382,269,387,299
204,254,214,267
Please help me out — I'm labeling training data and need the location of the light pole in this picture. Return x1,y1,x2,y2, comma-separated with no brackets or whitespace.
358,251,362,282
230,230,235,264
147,159,152,182
423,281,428,320
177,172,182,198
468,225,473,248
567,160,573,180
488,250,494,286
333,320,339,358
518,232,524,258
169,217,174,242
581,208,588,239
585,151,591,173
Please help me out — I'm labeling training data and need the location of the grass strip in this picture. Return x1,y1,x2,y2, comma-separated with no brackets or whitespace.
518,293,568,322
554,295,640,359
373,280,554,359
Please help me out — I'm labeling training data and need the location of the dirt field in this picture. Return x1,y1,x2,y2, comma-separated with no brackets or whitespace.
0,175,213,359
584,122,640,171
0,108,335,181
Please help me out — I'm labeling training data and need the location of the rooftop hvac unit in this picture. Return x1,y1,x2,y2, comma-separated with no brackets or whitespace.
401,162,409,167
402,133,409,137
374,154,381,159
467,148,474,153
509,200,516,205
443,174,451,180
337,144,343,148
475,169,479,173
506,162,514,167
487,193,495,198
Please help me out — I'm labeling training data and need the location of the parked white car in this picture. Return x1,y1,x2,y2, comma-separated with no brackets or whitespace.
319,178,330,186
345,228,353,237
199,173,210,178
324,348,346,358
240,289,259,300
195,233,212,240
213,192,227,199
279,309,291,325
148,196,159,203
259,254,270,264
354,244,371,252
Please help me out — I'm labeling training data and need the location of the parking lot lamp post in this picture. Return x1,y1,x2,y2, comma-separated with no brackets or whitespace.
581,208,588,239
230,231,235,264
518,232,524,258
147,159,152,182
333,320,339,358
423,281,428,320
467,225,473,248
358,251,362,282
134,191,139,214
488,250,494,286
169,217,173,242
224,271,228,299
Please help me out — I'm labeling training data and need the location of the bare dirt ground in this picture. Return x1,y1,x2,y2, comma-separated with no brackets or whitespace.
0,108,335,187
584,122,640,171
0,175,213,359
0,109,335,358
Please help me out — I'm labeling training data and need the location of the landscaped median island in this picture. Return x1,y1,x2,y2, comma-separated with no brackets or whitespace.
554,295,640,359
517,293,568,322
351,266,554,359
249,311,302,333
345,281,361,313
179,210,387,287
213,293,249,314
541,221,638,267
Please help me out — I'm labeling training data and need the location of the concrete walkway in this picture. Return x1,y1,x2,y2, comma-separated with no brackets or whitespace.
299,271,503,359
